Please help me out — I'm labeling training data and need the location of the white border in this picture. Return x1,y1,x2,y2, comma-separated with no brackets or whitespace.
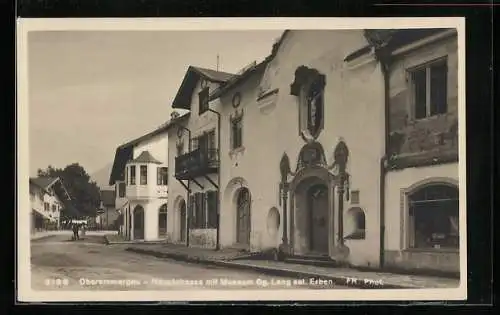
17,17,467,302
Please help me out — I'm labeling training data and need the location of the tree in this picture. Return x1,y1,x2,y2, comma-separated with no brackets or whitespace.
37,163,101,218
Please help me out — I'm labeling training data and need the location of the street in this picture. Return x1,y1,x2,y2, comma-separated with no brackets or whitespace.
31,235,350,291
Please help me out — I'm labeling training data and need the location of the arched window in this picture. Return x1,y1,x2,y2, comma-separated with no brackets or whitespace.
408,184,459,249
158,204,167,238
345,207,366,240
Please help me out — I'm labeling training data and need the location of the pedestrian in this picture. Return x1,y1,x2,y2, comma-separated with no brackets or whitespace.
72,223,79,241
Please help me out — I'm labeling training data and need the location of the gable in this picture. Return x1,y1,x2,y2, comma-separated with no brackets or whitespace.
171,66,235,110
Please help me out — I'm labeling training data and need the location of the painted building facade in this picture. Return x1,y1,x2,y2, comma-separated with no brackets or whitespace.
167,67,234,249
29,177,70,233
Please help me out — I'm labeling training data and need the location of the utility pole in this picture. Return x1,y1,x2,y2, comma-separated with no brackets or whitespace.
216,54,220,71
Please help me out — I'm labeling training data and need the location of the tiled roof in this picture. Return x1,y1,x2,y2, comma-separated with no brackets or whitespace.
100,189,116,207
128,150,162,164
192,66,235,83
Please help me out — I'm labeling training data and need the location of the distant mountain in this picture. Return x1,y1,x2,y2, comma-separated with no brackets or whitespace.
90,162,114,191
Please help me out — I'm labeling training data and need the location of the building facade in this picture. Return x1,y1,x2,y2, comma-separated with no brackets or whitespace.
110,28,460,273
29,177,70,233
109,123,170,241
97,190,119,230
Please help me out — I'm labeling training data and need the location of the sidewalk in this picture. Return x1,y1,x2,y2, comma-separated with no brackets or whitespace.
31,230,118,241
124,244,460,289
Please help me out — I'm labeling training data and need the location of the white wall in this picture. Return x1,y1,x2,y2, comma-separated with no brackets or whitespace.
215,30,386,266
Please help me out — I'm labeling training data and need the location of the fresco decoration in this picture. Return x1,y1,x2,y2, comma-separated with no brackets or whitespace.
290,65,326,141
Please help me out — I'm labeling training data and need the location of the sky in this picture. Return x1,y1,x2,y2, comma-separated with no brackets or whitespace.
28,30,283,177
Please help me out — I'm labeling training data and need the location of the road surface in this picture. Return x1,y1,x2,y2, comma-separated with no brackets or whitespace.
31,235,350,291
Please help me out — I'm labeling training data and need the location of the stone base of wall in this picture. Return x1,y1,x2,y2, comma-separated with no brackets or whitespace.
189,229,217,249
384,250,460,274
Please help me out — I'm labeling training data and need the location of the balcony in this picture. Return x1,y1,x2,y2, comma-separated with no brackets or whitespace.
175,148,219,180
126,185,168,200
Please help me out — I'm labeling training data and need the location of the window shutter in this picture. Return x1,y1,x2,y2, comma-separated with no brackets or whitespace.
189,195,196,228
207,191,218,228
157,167,161,185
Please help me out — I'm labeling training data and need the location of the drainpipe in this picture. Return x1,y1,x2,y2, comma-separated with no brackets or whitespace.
207,108,222,251
375,46,391,269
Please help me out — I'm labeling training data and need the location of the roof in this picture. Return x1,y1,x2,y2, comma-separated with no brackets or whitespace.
108,113,190,185
128,151,162,164
345,28,455,62
29,176,72,201
209,30,290,101
100,190,116,207
29,176,59,190
171,66,236,110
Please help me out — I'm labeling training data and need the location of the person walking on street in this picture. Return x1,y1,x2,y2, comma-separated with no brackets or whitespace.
72,223,79,241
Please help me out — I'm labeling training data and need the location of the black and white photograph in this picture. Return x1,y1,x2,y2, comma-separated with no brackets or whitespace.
17,18,466,302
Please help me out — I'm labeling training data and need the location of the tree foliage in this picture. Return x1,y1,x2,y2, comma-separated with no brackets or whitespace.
37,163,101,218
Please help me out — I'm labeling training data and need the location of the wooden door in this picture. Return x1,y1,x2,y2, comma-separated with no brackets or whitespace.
133,207,144,240
308,184,329,254
236,188,251,245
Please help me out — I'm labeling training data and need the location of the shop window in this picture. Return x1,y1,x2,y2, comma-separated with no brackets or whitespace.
408,183,459,249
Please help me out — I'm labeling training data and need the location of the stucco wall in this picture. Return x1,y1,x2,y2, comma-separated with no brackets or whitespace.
216,30,385,267
388,35,458,159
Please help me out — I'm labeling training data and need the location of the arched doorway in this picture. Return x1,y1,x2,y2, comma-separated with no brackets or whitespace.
133,205,145,240
293,175,330,255
179,199,187,242
158,204,167,238
236,187,251,246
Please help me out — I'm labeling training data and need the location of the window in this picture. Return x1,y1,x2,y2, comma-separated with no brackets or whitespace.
140,165,147,185
410,58,448,120
44,202,49,211
198,87,209,115
194,130,217,160
231,116,243,150
345,207,366,240
118,182,126,198
188,191,217,229
408,184,459,250
130,165,136,185
157,167,168,186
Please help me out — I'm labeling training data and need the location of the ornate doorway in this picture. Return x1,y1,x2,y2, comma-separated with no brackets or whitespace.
133,205,145,240
179,200,186,242
236,187,251,245
307,184,329,253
